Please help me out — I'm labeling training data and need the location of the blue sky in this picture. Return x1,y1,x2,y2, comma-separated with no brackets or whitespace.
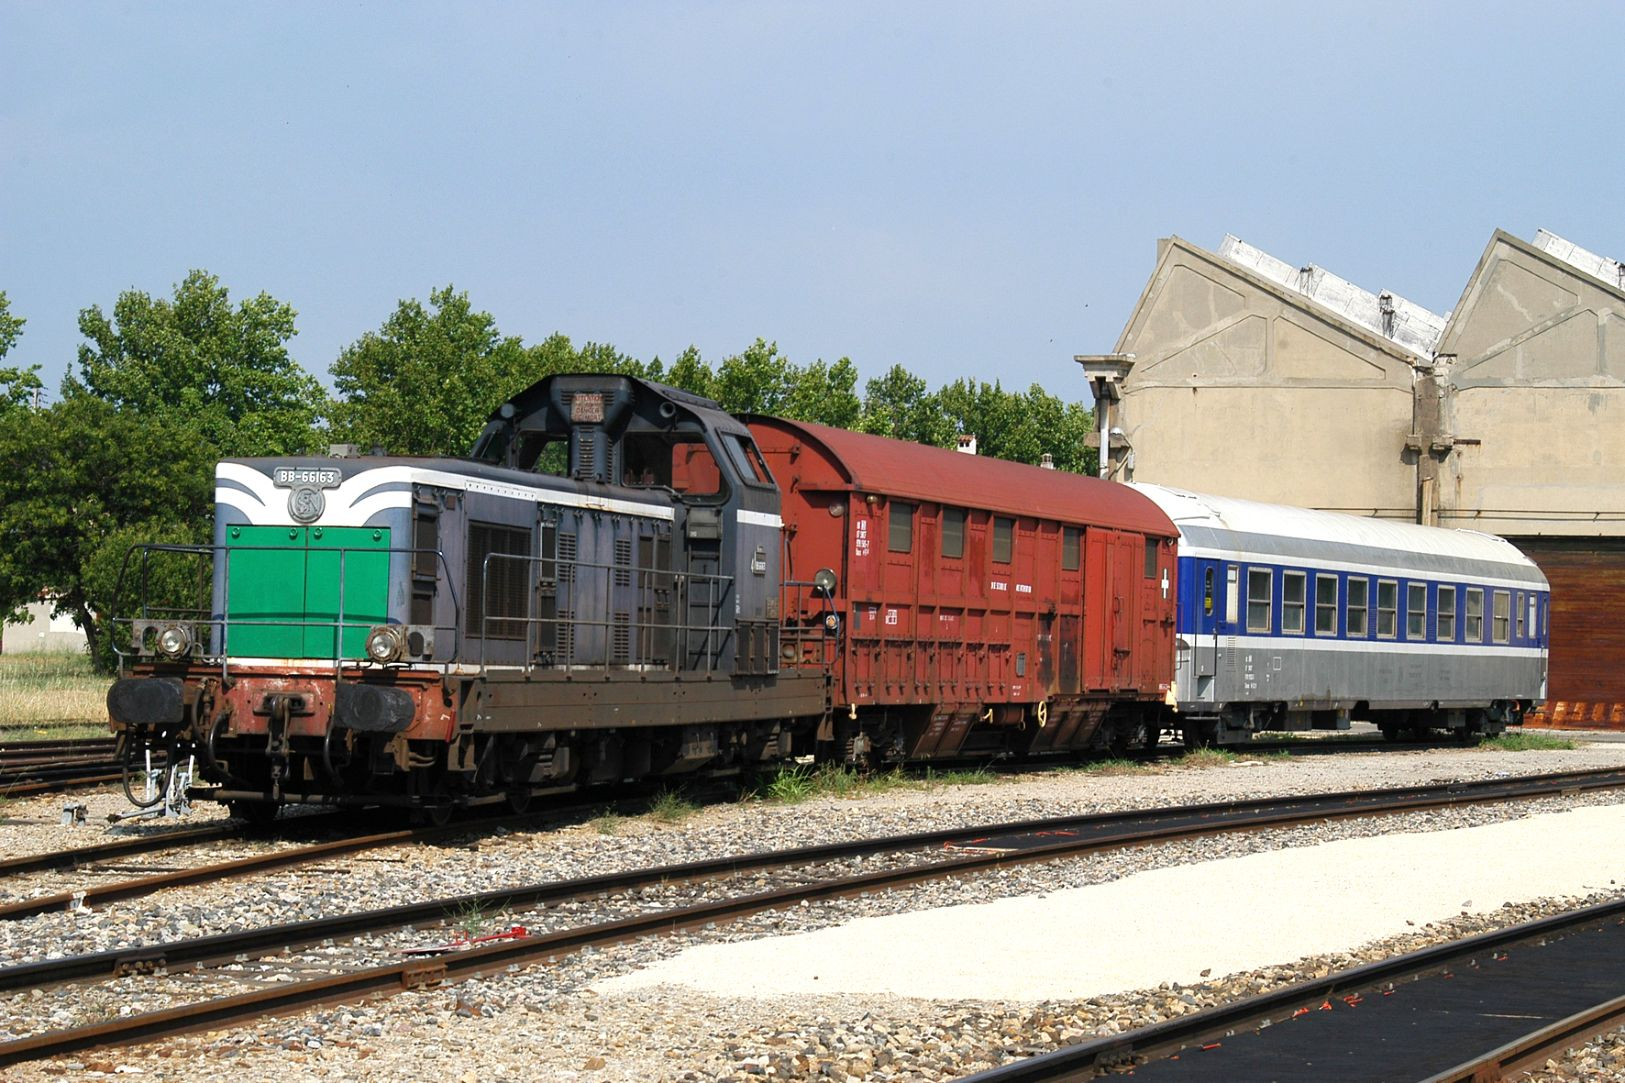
3,1,1622,402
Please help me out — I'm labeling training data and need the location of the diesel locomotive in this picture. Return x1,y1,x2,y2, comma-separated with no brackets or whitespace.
104,373,1546,820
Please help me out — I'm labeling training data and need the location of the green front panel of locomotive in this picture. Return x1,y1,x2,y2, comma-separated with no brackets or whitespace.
224,526,309,658
223,525,392,659
302,526,391,658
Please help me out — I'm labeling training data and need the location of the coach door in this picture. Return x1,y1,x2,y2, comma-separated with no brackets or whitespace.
1083,528,1138,692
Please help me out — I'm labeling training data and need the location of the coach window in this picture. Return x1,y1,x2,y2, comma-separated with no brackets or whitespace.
1246,568,1272,633
1437,586,1457,642
1314,574,1338,635
1376,579,1398,639
942,507,966,560
993,517,1013,564
1204,567,1216,617
1515,592,1525,638
1347,577,1369,637
1406,583,1427,640
1493,590,1511,643
1465,588,1485,642
889,502,915,553
1061,526,1080,571
1281,571,1306,635
1528,595,1539,640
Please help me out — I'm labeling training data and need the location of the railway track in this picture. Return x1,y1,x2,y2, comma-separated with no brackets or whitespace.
0,737,140,798
966,897,1625,1082
3,766,1624,1069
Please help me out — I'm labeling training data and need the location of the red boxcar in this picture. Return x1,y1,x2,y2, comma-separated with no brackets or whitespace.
748,418,1179,761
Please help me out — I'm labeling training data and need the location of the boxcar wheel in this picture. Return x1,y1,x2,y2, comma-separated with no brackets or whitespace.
228,800,278,826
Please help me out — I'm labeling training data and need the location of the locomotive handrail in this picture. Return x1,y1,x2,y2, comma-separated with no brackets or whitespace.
110,542,463,681
473,550,737,676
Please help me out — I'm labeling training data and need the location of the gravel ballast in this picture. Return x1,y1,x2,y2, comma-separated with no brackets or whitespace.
3,737,1625,1082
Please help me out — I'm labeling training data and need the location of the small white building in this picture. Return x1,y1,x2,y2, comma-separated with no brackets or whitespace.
1,600,88,654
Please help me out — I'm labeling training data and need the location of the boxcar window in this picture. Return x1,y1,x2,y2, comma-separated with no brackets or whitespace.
1347,577,1369,637
1376,580,1398,638
1406,583,1427,639
993,517,1013,564
1281,571,1306,634
1246,568,1272,633
941,507,965,559
1465,588,1485,642
1061,526,1080,571
889,502,915,553
1314,574,1338,635
1437,586,1457,642
1144,539,1158,579
1493,590,1511,643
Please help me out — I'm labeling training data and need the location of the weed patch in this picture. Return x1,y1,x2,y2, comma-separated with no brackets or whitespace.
647,788,697,824
1480,731,1575,752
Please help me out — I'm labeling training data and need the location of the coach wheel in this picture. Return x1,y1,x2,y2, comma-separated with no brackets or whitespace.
504,787,532,816
1379,724,1402,742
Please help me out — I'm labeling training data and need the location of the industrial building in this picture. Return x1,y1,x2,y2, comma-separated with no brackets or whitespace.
1082,228,1625,727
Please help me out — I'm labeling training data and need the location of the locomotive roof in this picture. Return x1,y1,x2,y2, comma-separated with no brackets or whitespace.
745,417,1178,537
1130,482,1547,583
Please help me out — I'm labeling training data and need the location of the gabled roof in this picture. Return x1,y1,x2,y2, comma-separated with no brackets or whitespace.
1438,228,1625,351
1215,235,1447,357
1114,236,1439,366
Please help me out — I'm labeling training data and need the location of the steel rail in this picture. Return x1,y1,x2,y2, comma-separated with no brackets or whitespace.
0,813,339,881
0,773,123,799
4,769,1625,1067
962,898,1625,1082
2,765,1618,927
1431,992,1625,1081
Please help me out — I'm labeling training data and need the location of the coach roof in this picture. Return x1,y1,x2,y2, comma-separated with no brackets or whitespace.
746,417,1177,537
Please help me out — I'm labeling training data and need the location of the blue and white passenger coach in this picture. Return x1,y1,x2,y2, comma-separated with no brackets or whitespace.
1130,484,1549,744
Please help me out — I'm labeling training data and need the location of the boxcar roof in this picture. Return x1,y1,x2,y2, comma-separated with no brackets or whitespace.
746,417,1177,537
1131,482,1546,584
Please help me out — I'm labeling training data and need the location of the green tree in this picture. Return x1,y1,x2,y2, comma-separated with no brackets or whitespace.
782,356,862,429
937,379,1095,473
660,345,717,401
72,270,322,456
330,286,539,457
0,393,212,662
0,291,42,415
859,364,953,447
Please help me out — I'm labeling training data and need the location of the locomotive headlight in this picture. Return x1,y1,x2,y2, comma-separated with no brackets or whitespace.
156,624,193,659
365,625,406,664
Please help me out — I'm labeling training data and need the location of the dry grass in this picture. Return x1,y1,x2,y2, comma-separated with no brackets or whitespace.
0,652,110,732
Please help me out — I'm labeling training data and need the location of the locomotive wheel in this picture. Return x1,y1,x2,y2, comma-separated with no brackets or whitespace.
504,787,532,816
415,798,455,827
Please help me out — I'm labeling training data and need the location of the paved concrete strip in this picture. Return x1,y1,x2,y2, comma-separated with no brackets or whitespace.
599,804,1625,1002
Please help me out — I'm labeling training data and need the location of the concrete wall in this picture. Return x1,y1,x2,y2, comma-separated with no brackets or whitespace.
1111,238,1419,517
1,601,88,654
1436,231,1625,538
